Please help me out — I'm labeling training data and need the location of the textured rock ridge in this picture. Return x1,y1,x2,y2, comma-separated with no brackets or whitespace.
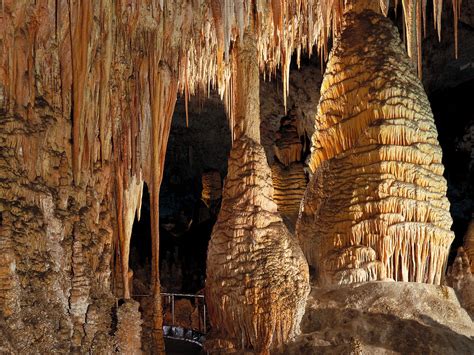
116,300,143,354
297,8,454,286
206,137,310,353
271,162,307,228
273,113,304,167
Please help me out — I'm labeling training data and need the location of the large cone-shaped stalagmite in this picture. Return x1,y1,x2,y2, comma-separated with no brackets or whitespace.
205,31,309,354
206,138,310,353
297,6,454,286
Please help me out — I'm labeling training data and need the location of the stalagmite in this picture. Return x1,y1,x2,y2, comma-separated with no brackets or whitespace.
201,170,223,208
116,300,143,354
464,220,474,273
273,113,304,167
206,31,310,354
271,162,307,228
297,4,454,286
446,247,474,317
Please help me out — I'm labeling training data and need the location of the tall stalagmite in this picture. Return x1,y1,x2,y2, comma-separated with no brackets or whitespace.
297,4,454,286
205,32,310,354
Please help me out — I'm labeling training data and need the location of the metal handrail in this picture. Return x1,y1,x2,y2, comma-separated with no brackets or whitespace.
161,292,205,298
161,292,207,334
130,292,208,333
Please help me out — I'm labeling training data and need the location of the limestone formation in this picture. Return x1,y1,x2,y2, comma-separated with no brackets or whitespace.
206,31,310,354
116,300,143,354
0,0,467,353
282,282,474,354
270,111,308,228
273,114,304,167
201,170,223,212
206,138,310,353
446,247,474,317
297,7,454,286
464,220,474,273
271,162,307,228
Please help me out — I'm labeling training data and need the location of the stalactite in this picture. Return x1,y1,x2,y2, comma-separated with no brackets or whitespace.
69,0,92,185
149,59,178,354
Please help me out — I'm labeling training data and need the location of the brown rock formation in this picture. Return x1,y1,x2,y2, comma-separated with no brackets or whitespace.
446,247,474,317
205,32,310,354
464,220,474,273
201,170,223,210
206,137,310,353
116,300,143,354
282,282,474,354
297,7,454,286
0,0,466,353
271,162,308,228
273,113,303,167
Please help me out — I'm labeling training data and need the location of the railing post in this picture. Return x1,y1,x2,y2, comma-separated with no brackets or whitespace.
203,302,206,332
171,294,175,325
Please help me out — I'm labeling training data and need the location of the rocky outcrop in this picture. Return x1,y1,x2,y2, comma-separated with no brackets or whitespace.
206,137,310,353
282,282,474,354
297,7,454,286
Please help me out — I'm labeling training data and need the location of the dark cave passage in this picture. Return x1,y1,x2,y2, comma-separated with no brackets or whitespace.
430,79,474,261
129,95,231,296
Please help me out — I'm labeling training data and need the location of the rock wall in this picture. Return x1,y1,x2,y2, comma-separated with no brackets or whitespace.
0,75,116,352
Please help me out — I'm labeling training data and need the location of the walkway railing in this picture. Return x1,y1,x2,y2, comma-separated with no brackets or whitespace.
161,292,207,334
132,291,208,345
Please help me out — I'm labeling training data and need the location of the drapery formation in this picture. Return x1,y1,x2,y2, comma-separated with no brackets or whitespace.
297,5,454,286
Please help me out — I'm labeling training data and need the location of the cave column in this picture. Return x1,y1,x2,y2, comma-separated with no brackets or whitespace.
231,31,260,142
205,29,310,353
148,59,178,354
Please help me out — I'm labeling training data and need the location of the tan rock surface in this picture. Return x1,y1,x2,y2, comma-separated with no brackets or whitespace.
282,282,474,354
271,162,308,229
206,30,310,354
298,7,454,286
